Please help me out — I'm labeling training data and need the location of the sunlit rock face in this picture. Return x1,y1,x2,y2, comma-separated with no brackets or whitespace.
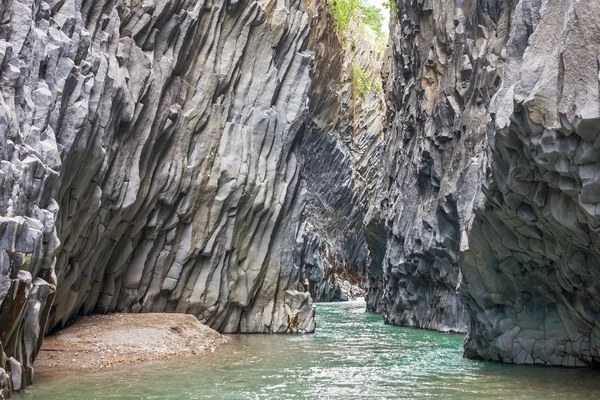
366,0,509,333
460,0,600,366
0,0,317,391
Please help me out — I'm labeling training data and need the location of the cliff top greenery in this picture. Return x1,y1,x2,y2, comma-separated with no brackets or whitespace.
329,0,387,44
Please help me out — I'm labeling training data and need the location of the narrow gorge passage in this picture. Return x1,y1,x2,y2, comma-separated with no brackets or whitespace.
2,0,600,397
17,301,600,399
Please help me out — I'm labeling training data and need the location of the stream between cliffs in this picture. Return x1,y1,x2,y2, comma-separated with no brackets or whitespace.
17,300,600,399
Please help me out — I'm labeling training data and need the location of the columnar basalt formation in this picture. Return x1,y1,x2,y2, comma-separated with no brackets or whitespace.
300,0,385,302
375,0,600,366
460,0,600,366
0,0,390,392
2,0,600,396
0,0,318,392
366,0,509,332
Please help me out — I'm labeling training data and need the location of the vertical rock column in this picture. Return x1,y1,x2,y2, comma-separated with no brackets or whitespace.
0,0,317,392
367,0,510,332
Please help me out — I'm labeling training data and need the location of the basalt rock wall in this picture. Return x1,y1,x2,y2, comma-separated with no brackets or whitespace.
367,0,510,332
300,0,385,302
0,0,317,393
461,0,600,366
376,0,600,366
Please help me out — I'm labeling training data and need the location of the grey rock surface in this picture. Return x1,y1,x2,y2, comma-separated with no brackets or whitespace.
300,0,385,302
0,0,324,392
0,0,387,392
2,1,598,397
366,0,509,333
460,0,600,366
375,0,600,365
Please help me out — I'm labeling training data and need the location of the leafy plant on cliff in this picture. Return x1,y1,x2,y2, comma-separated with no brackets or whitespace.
330,0,361,33
352,64,372,96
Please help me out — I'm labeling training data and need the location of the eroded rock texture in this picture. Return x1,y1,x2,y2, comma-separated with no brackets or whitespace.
300,0,385,302
376,0,600,366
367,0,509,332
0,0,320,391
460,0,600,366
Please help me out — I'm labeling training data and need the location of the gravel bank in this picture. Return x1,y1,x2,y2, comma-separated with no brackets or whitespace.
34,314,227,374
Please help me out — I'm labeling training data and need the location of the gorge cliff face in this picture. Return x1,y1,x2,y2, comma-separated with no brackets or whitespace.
374,0,600,366
301,0,385,302
0,0,317,392
2,0,600,396
0,0,385,393
461,0,600,366
366,0,509,332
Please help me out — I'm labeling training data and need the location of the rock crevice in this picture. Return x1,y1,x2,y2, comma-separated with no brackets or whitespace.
366,0,510,333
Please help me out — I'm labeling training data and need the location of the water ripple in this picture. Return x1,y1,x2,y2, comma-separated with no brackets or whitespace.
17,299,600,399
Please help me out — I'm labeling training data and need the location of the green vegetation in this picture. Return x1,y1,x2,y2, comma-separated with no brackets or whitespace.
329,0,387,42
359,3,385,39
381,0,397,16
353,64,372,96
329,0,387,96
329,0,361,34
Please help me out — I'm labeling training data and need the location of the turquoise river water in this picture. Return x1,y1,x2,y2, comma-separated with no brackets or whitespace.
18,299,600,399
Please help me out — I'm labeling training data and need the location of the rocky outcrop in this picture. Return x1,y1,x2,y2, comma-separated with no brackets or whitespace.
366,0,509,332
300,0,385,302
0,0,318,392
375,0,600,366
460,0,600,366
0,0,389,392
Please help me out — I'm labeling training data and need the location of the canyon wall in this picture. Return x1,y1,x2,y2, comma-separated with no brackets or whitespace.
461,0,600,366
0,0,385,393
375,0,600,366
2,0,599,397
366,0,509,332
0,0,317,392
301,0,385,302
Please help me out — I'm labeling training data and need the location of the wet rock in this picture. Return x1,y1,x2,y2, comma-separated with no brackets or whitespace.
283,290,316,333
7,357,22,392
0,367,8,399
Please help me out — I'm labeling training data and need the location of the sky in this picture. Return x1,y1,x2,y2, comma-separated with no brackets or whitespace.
363,0,391,33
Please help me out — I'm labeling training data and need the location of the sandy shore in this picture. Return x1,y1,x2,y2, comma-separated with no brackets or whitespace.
34,313,227,374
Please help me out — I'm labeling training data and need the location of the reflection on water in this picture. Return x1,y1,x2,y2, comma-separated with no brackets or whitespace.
18,299,600,399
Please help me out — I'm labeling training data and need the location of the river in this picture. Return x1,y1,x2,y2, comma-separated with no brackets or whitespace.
18,299,600,399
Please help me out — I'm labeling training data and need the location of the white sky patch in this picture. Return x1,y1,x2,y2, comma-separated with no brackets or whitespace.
363,0,390,34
